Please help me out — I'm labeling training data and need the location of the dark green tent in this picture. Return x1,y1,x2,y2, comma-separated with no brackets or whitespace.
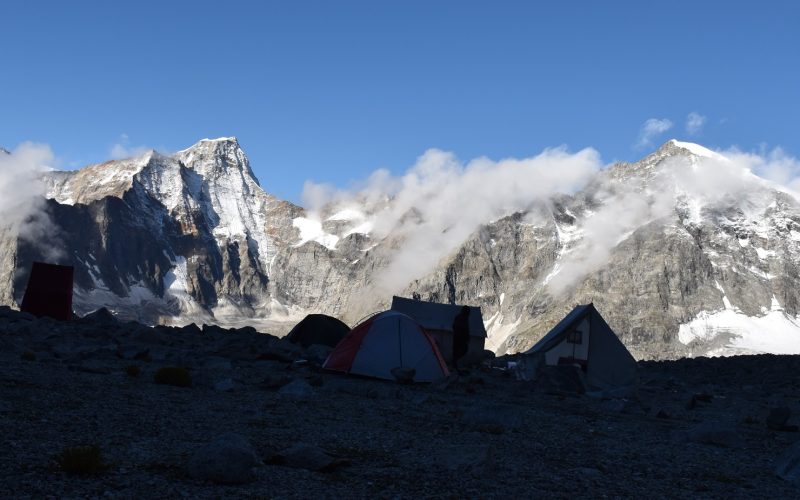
286,314,350,348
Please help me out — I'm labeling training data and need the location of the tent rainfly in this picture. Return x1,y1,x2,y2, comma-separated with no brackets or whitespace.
390,296,487,363
323,311,449,382
524,304,637,389
286,314,350,348
20,262,74,321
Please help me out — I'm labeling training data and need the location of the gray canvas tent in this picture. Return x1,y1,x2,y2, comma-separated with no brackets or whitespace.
524,304,637,389
390,296,487,363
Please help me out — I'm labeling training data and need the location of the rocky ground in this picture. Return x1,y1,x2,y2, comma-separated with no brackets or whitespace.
2,306,800,499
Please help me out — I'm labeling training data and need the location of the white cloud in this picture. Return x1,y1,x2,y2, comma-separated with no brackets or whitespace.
110,134,150,159
0,143,64,261
723,146,800,194
636,118,673,149
686,112,707,135
302,146,605,297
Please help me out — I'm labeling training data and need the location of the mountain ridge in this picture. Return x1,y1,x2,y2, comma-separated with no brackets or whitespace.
3,137,800,360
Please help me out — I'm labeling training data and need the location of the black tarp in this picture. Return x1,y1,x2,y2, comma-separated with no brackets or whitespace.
286,314,350,348
20,262,74,321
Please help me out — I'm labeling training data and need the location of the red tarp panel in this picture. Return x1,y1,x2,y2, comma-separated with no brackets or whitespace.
20,262,74,321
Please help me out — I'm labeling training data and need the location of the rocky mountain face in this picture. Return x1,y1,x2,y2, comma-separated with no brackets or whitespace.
2,138,800,359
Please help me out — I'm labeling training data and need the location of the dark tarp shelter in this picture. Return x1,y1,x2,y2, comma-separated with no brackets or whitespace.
20,262,74,321
524,304,637,389
390,296,487,363
286,314,350,348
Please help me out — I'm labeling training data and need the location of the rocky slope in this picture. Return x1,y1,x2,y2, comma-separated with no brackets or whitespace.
2,138,800,359
2,306,800,498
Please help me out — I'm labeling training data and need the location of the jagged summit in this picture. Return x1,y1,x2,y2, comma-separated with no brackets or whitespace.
0,147,9,155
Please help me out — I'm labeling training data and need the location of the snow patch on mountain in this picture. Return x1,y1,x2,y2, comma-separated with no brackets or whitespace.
293,217,339,249
678,307,800,356
484,311,522,352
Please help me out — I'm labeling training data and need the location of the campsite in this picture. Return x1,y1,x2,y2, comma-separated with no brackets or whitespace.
2,301,800,498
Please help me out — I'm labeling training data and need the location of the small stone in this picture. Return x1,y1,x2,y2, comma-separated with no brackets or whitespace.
213,378,235,392
654,409,671,419
76,361,112,374
575,467,602,478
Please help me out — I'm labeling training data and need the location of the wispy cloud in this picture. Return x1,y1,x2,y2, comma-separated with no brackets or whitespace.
685,112,707,135
110,134,150,159
636,118,673,149
0,143,64,261
302,146,605,297
725,146,800,194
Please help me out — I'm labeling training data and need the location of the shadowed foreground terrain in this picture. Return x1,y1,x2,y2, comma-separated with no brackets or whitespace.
1,306,800,498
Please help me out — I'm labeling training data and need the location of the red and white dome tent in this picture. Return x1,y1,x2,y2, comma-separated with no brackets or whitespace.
323,311,449,382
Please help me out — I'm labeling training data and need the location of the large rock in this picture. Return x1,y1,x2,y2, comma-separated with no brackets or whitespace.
187,433,261,484
681,421,743,448
776,440,800,483
278,443,342,472
277,378,314,399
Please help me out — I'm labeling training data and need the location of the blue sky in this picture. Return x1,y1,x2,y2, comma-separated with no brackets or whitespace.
2,1,798,202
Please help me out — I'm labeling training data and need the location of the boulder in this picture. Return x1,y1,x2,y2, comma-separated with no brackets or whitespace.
682,421,743,448
187,433,260,484
278,378,314,398
304,344,333,365
260,339,303,363
767,407,798,432
776,440,800,483
79,307,118,325
278,443,342,472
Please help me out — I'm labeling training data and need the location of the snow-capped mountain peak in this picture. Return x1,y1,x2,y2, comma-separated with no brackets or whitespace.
667,139,730,163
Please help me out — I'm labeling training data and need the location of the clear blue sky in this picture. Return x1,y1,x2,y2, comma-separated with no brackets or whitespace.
2,1,798,202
